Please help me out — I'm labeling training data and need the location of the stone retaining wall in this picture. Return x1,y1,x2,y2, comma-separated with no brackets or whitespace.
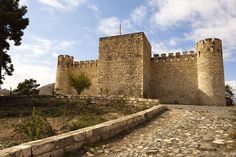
0,105,167,157
61,96,161,106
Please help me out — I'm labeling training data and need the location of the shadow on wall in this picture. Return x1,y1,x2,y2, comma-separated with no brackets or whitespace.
150,56,199,105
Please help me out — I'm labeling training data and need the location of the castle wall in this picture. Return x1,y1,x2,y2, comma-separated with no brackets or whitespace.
72,60,98,96
55,55,98,96
142,35,152,98
98,32,146,97
150,52,199,104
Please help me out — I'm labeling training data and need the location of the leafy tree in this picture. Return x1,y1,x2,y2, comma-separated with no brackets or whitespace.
225,84,234,106
13,79,40,95
69,72,91,95
0,0,29,86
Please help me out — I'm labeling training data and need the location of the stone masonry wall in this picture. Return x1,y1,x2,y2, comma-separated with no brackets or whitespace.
0,105,167,157
151,52,199,104
72,60,98,96
55,55,98,96
142,34,152,98
97,32,145,97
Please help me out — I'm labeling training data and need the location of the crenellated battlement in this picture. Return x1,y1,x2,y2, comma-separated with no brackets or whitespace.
152,51,196,62
58,55,74,66
196,38,222,47
57,54,98,68
74,60,98,68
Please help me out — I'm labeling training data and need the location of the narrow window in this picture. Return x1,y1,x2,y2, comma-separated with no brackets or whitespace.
199,51,201,57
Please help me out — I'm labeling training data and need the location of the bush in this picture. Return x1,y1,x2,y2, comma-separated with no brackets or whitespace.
66,114,104,131
15,108,54,140
68,72,91,95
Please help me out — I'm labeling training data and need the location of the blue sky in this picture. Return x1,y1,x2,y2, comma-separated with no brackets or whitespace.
2,0,236,95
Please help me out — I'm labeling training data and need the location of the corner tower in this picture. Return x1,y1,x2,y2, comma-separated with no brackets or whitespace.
196,38,225,105
55,55,74,95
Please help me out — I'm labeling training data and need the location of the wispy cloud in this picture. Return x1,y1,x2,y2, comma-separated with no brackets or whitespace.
131,6,147,23
37,0,87,10
2,35,77,89
19,0,28,6
152,41,185,54
98,17,121,36
148,0,236,61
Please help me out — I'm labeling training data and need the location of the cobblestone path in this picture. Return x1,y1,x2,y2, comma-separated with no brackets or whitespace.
82,105,236,157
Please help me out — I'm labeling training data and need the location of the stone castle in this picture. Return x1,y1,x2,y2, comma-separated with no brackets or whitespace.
55,32,225,106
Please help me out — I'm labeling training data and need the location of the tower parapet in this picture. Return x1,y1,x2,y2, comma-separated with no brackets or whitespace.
55,55,74,95
57,55,74,67
196,38,225,105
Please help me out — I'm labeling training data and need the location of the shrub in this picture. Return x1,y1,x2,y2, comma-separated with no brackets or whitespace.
66,114,104,131
15,108,54,140
68,72,91,95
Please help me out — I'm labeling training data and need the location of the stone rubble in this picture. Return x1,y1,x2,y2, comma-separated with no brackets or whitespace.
82,105,236,157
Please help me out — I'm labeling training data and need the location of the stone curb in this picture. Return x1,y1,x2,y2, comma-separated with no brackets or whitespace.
0,105,167,157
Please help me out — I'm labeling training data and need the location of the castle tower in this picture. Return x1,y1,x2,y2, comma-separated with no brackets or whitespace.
98,32,151,98
55,55,74,95
196,38,225,105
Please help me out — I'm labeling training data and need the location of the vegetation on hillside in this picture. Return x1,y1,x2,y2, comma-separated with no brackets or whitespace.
13,79,40,95
0,97,152,149
15,108,54,140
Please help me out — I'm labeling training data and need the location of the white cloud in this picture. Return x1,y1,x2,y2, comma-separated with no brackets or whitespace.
2,62,55,90
37,0,87,10
149,0,236,61
1,36,77,89
65,0,87,8
38,0,66,10
169,39,177,46
152,41,183,54
19,0,28,6
131,6,147,23
9,36,76,60
87,4,99,12
98,17,121,36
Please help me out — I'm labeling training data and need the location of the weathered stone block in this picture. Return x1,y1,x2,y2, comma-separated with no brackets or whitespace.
32,142,54,156
91,124,106,135
51,149,64,157
73,132,86,142
65,142,80,153
35,152,51,157
15,145,31,157
54,135,74,149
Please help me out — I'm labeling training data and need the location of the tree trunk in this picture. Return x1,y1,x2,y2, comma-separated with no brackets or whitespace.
0,29,4,88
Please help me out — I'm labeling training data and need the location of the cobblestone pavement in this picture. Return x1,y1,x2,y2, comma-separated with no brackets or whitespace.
82,105,236,157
